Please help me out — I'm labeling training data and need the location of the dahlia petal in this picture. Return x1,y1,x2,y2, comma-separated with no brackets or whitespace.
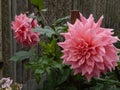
86,74,92,82
71,61,80,69
78,57,85,66
86,59,94,67
93,67,100,77
61,33,71,39
81,68,87,76
79,13,87,24
86,65,93,74
92,55,103,62
68,55,77,62
74,69,81,75
96,63,105,70
84,29,93,44
96,15,104,27
98,46,105,55
85,14,94,29
92,37,102,46
103,56,113,69
67,22,74,29
74,19,83,29
85,52,91,59
24,31,27,40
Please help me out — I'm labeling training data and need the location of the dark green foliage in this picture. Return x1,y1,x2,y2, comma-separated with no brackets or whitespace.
30,0,44,10
53,16,70,26
33,26,55,38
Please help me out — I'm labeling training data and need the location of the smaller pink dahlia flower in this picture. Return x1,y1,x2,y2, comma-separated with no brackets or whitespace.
11,13,40,47
58,13,119,81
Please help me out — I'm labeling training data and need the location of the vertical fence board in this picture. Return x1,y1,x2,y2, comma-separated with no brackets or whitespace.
104,0,120,40
0,0,2,62
1,0,14,78
10,0,17,82
0,0,2,78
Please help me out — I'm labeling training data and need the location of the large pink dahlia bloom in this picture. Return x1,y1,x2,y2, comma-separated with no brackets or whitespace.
12,13,40,47
58,13,119,81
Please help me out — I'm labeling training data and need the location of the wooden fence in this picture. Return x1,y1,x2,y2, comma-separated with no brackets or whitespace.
1,0,120,90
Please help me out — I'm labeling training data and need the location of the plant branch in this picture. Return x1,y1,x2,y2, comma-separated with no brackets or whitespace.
34,5,49,26
39,10,49,26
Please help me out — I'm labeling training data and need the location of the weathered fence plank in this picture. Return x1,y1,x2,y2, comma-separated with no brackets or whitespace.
0,0,3,78
1,0,13,78
103,0,120,39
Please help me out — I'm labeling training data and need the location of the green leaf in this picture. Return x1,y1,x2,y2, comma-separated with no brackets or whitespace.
40,39,62,60
52,63,63,70
56,68,70,85
55,25,68,33
41,8,47,12
29,15,42,22
90,83,104,90
33,26,55,37
30,0,44,10
35,74,41,84
46,67,70,86
53,16,70,26
35,69,44,74
10,50,34,62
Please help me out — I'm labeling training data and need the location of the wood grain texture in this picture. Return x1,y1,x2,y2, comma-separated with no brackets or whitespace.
16,0,28,14
0,0,3,78
0,0,2,62
44,0,72,25
1,0,13,77
104,0,120,38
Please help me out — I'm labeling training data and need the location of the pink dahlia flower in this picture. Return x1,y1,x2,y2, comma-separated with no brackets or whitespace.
58,13,119,81
11,13,40,47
